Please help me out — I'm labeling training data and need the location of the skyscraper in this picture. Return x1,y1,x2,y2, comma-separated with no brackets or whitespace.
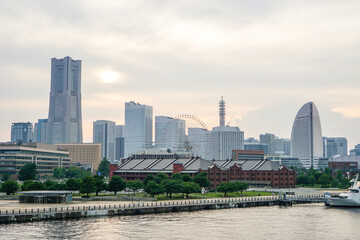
34,119,48,143
188,127,211,159
93,120,116,161
115,125,125,160
323,137,348,158
47,56,83,144
211,97,244,160
124,101,153,157
155,116,185,150
291,102,323,168
260,133,275,155
11,122,33,143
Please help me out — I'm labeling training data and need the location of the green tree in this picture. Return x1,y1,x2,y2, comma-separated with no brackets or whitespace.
171,173,183,181
194,173,209,188
324,167,331,177
296,176,309,186
108,176,126,195
66,178,80,190
21,180,34,191
127,180,143,196
93,175,107,196
182,174,193,182
336,170,343,182
235,181,249,194
217,182,236,197
53,167,66,179
1,173,11,181
44,180,56,189
162,179,182,198
50,183,67,190
340,178,351,189
19,163,38,181
144,181,165,197
331,179,339,188
65,167,83,179
98,158,110,177
0,180,19,195
309,176,316,186
25,181,46,191
181,182,201,198
80,176,96,196
318,174,331,188
143,174,155,186
155,173,168,184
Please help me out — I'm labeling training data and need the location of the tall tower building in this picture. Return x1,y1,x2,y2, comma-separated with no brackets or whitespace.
34,119,48,143
93,120,116,161
188,128,211,159
260,133,275,155
211,97,244,160
11,122,33,143
115,125,125,160
124,101,153,157
155,116,185,150
47,56,83,144
291,102,323,168
323,137,348,158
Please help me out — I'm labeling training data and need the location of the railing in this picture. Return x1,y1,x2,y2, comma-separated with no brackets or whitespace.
0,194,325,216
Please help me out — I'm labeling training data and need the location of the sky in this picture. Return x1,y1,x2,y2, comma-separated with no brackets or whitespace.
0,0,359,150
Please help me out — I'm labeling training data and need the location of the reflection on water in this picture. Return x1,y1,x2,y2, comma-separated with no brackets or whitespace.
1,204,359,240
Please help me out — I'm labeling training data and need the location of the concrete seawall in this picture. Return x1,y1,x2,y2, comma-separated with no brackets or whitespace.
0,195,324,224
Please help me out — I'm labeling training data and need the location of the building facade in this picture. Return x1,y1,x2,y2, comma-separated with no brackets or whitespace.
110,157,296,188
124,101,153,157
93,120,116,161
0,143,71,179
56,143,101,173
47,56,83,144
260,133,275,155
323,137,348,158
188,128,211,160
34,119,48,143
244,143,269,154
115,125,125,160
350,144,360,156
291,102,323,169
11,122,33,143
155,116,185,150
211,126,244,160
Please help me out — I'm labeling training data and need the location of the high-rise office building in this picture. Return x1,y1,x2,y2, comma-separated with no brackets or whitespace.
291,102,323,168
244,143,269,154
350,144,360,156
47,56,83,144
188,128,211,159
34,119,48,143
124,101,153,157
93,120,116,161
11,122,33,143
115,125,125,160
211,97,244,160
323,137,348,158
260,133,275,155
155,116,185,150
274,138,291,156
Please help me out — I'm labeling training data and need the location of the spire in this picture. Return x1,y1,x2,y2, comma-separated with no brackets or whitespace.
219,96,225,127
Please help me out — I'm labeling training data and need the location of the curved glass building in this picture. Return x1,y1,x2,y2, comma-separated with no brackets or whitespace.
291,102,323,168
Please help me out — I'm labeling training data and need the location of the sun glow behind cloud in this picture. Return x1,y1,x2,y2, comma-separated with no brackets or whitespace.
97,69,123,84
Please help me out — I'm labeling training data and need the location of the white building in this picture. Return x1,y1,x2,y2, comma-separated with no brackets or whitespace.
188,128,211,160
47,56,83,144
155,116,185,150
291,102,323,169
124,101,153,157
93,120,116,161
211,126,244,160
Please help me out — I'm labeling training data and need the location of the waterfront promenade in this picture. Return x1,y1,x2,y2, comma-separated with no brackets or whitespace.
0,194,324,224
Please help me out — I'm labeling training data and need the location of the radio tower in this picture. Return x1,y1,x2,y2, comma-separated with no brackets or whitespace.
219,96,225,127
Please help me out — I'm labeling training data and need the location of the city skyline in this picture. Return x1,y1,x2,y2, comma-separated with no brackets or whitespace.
0,1,359,149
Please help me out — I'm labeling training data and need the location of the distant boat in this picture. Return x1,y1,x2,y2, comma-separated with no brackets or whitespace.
325,175,360,207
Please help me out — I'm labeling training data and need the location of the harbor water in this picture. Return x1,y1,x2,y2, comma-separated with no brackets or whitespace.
1,203,358,240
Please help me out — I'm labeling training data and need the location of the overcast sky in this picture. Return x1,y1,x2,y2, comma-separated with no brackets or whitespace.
0,0,359,150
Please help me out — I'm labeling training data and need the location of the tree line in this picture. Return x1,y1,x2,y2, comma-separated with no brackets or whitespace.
295,167,351,188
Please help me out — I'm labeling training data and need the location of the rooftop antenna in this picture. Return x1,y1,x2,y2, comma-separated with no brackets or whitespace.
219,96,225,127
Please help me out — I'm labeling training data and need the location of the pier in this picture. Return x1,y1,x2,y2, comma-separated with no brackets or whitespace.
0,194,324,224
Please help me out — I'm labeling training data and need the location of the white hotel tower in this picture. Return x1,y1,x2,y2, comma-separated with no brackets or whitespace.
211,97,244,160
291,102,323,168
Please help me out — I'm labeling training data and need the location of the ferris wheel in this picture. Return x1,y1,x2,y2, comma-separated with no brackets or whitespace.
160,114,212,159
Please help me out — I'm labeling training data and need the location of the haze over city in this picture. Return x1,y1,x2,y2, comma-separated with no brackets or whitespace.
0,1,359,148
